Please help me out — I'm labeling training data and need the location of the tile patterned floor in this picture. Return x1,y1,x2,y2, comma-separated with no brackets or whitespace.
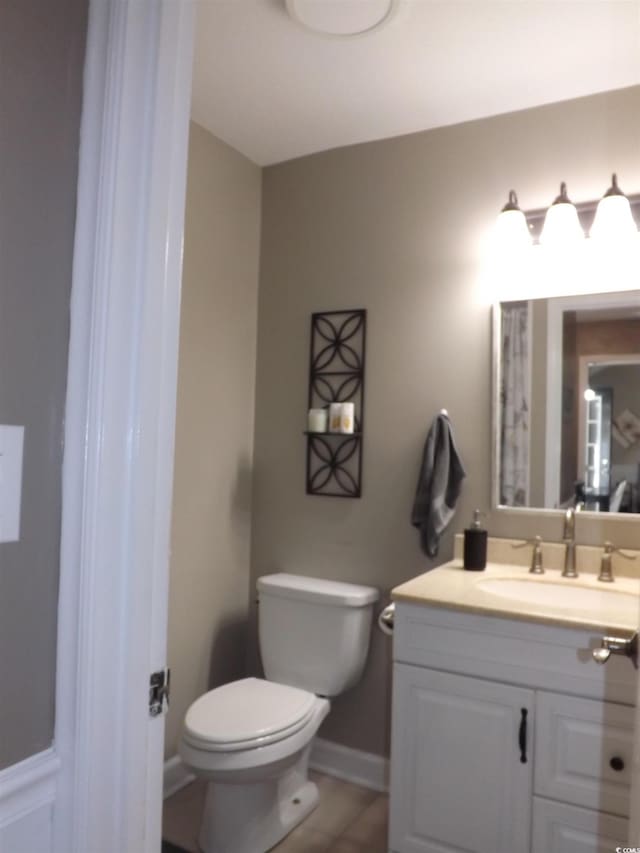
162,770,389,853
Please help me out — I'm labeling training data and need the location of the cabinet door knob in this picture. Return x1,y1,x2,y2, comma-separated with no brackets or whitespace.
610,756,625,772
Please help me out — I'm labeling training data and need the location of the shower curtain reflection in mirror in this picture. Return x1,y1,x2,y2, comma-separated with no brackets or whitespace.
500,302,530,506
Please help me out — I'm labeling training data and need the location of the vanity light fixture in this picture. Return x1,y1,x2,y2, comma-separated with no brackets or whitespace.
590,173,638,242
495,190,532,248
496,177,640,247
539,182,583,246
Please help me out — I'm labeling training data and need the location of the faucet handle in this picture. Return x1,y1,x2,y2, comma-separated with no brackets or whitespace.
605,541,637,560
512,536,544,574
599,541,637,583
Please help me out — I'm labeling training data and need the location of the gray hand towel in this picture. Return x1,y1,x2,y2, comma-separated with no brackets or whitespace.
411,413,466,558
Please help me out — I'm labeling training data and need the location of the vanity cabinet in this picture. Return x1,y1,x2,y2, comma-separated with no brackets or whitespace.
389,602,635,853
391,664,532,853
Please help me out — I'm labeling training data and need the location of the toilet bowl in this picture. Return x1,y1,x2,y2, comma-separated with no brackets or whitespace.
179,678,330,853
179,573,378,853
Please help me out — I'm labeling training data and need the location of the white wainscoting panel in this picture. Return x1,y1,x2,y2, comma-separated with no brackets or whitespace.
0,748,59,853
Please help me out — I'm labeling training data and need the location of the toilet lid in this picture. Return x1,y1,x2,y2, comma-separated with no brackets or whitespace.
183,678,317,751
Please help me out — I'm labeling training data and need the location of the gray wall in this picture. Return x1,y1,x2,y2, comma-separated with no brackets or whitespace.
0,0,87,769
251,86,640,757
166,122,261,758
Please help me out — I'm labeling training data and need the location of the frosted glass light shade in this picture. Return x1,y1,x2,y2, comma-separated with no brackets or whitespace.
495,208,531,248
590,176,637,242
540,183,583,247
495,191,531,250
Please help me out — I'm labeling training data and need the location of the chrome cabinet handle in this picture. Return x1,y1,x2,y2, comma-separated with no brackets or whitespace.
592,633,638,668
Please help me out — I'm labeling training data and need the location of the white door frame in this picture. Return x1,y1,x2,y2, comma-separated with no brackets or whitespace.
53,2,195,852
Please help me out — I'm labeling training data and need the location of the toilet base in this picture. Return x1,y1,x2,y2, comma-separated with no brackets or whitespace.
197,746,319,853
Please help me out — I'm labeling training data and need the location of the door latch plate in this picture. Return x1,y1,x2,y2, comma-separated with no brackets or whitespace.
149,668,171,717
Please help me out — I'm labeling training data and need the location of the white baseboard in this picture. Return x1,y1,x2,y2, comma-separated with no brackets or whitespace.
163,755,196,799
310,737,389,793
0,748,60,853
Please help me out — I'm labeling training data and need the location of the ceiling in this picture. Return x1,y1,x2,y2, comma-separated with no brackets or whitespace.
191,0,640,167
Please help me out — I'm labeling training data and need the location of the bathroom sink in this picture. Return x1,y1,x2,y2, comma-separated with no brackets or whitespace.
476,577,639,619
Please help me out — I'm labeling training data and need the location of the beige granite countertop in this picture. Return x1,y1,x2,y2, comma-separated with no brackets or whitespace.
392,536,640,633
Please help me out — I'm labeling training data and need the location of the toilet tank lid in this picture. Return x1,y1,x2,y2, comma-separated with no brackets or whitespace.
257,573,379,607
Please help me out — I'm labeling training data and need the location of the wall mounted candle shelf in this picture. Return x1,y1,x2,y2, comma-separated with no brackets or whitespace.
305,309,366,497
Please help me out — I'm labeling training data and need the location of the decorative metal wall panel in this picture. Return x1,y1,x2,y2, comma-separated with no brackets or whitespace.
306,309,366,497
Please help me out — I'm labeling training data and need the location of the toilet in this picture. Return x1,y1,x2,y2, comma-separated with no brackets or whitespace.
179,572,379,853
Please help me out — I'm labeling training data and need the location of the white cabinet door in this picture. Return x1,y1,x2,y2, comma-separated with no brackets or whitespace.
389,664,533,853
532,797,628,853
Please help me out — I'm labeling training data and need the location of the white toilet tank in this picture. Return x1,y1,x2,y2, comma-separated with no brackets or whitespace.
257,573,379,697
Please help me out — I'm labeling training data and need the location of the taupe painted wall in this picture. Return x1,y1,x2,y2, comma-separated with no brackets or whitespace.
252,86,640,757
166,122,261,758
0,0,87,770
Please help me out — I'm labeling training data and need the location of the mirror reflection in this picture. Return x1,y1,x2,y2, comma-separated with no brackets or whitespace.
496,291,640,513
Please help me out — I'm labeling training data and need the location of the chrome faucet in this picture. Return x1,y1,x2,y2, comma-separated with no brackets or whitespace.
562,507,578,578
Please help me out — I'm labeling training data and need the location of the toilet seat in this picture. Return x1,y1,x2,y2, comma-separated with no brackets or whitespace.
183,677,317,752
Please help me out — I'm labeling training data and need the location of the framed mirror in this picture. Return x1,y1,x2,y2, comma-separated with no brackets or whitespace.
492,290,640,515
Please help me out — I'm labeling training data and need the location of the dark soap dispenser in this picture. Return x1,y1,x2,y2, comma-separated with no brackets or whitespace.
463,509,487,571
